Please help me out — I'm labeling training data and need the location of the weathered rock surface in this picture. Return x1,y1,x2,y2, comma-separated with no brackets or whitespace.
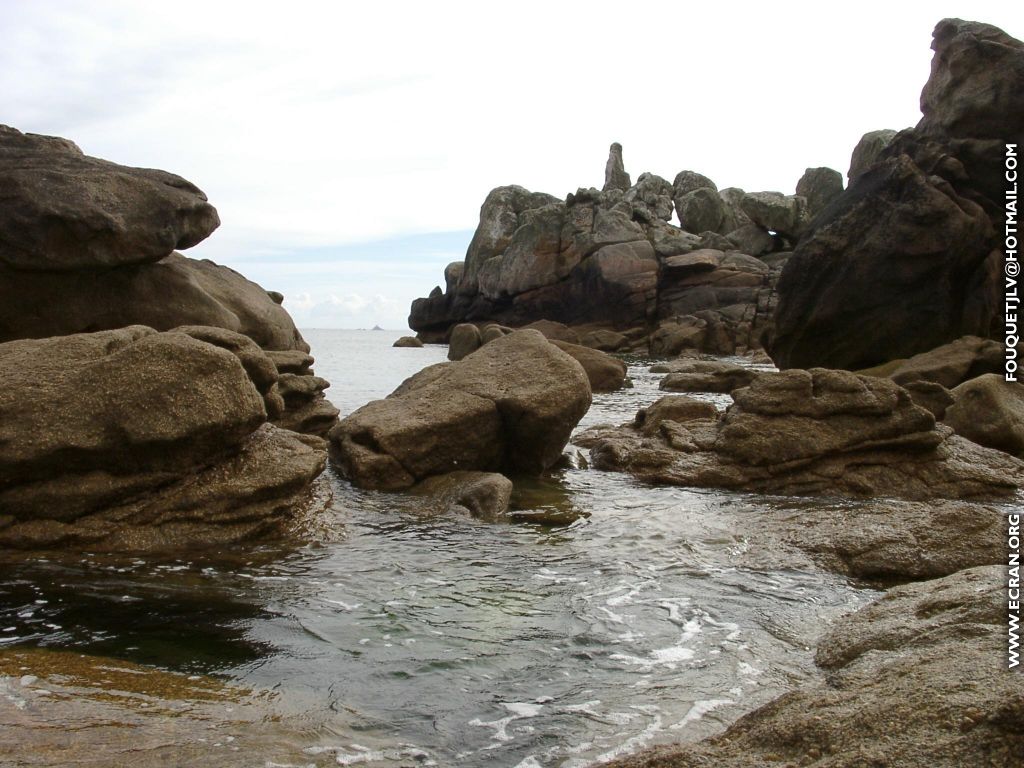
0,125,219,272
770,19,1022,370
945,375,1024,457
0,327,326,550
578,368,1023,500
656,360,760,393
795,166,843,218
550,340,628,392
448,323,482,361
607,566,1022,768
603,142,631,192
412,471,513,520
329,330,591,490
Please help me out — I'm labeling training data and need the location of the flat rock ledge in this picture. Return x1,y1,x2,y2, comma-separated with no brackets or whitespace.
0,326,327,551
576,368,1023,500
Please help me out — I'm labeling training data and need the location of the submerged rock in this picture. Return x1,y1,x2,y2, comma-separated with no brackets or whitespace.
329,330,591,490
578,368,1023,500
0,327,326,550
412,471,513,520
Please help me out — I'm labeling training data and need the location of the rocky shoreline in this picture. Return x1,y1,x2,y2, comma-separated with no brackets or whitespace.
1,14,1022,768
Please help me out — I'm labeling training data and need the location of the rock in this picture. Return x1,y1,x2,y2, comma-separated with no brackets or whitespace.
603,142,631,192
0,251,310,351
848,128,898,179
672,170,717,198
0,327,325,550
795,166,844,218
674,187,726,234
480,324,512,344
448,323,482,361
919,19,1024,142
903,379,956,419
945,375,1024,457
769,155,995,370
550,340,628,392
634,396,719,436
0,125,219,272
857,336,1004,388
329,330,591,490
648,317,708,356
579,329,627,352
522,319,580,344
658,360,759,393
646,220,702,258
266,350,314,375
393,336,424,348
740,191,809,241
411,471,513,520
580,368,1023,500
607,566,1022,768
725,223,776,257
625,173,674,222
769,500,1005,582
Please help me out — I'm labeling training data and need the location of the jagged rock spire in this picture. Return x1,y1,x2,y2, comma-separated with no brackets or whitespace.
603,142,631,192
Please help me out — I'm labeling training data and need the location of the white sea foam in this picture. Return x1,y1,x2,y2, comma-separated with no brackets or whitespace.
670,698,733,730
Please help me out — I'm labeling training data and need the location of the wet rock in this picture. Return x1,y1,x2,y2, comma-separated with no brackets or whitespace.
550,340,628,392
581,368,1023,500
448,323,482,361
412,471,513,520
658,360,759,393
945,375,1024,457
0,125,219,272
0,327,325,550
393,336,423,347
329,330,591,490
848,128,898,179
634,396,719,436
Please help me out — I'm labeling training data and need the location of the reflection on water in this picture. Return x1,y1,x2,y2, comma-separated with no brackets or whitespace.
0,330,875,767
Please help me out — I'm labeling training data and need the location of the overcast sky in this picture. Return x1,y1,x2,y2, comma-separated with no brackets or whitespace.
2,1,1020,329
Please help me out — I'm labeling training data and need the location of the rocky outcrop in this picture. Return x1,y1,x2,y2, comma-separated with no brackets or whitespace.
578,368,1023,499
550,340,628,393
393,336,424,347
655,360,759,393
608,566,1022,768
847,128,898,180
0,124,335,439
945,375,1024,457
770,19,1022,370
603,142,631,192
857,335,1004,388
0,327,326,550
329,330,591,490
409,148,803,357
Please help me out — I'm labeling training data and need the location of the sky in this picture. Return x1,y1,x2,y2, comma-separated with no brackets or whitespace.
2,1,1021,329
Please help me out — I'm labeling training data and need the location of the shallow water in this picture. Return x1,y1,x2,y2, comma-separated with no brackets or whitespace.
0,330,874,767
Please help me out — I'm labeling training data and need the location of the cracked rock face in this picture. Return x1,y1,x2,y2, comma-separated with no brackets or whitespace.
329,330,591,490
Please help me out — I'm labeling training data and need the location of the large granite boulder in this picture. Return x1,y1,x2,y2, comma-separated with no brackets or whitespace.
0,327,326,550
550,339,628,392
577,368,1023,500
770,19,1022,371
848,128,898,180
795,166,844,218
329,330,591,489
0,125,219,272
856,335,1004,388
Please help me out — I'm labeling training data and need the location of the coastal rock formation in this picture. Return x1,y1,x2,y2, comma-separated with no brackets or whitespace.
847,128,898,179
856,335,1004,388
550,340,628,393
329,330,591,490
0,327,326,550
655,359,759,393
577,368,1023,499
770,19,1022,370
0,124,336,438
393,336,423,347
603,142,631,192
408,149,800,356
609,566,1021,768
